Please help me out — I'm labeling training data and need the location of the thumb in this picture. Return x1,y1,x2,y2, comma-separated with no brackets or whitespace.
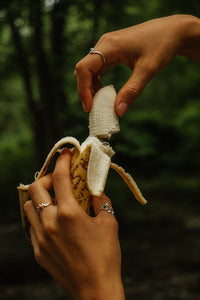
115,65,151,116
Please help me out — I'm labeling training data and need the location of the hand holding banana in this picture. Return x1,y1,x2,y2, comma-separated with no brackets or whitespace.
18,85,146,234
23,150,126,300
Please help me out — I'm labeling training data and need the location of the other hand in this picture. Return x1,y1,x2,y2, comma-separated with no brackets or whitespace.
24,149,125,300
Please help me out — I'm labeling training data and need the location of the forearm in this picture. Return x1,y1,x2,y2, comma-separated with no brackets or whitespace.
176,14,200,64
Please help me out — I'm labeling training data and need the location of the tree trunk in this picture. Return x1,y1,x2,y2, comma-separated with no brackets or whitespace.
6,6,46,166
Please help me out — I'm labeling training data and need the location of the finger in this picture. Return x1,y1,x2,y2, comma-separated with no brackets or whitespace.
92,193,114,218
24,200,43,237
75,67,93,112
28,174,53,216
115,62,153,116
52,148,78,209
75,54,106,112
92,75,102,93
29,226,52,270
30,224,71,290
29,225,40,254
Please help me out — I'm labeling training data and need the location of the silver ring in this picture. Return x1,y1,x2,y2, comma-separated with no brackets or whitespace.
97,202,114,215
36,202,51,216
89,48,106,64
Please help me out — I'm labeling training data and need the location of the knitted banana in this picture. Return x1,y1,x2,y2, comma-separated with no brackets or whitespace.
18,85,147,233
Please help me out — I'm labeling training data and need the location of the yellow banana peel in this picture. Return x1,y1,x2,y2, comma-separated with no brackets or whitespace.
17,85,147,234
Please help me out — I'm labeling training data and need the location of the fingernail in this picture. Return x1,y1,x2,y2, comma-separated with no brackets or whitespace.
60,148,70,155
117,102,128,116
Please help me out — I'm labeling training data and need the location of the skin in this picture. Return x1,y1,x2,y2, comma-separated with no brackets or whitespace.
24,149,125,300
75,14,200,116
24,14,200,299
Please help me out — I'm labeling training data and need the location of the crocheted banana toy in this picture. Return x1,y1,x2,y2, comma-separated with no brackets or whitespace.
18,85,147,232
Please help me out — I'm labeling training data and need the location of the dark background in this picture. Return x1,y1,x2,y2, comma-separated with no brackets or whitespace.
0,0,200,299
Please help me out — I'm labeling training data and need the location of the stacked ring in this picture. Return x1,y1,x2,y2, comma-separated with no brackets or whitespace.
36,202,52,216
97,202,114,215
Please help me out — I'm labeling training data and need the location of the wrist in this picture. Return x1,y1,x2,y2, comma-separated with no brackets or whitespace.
175,14,200,63
75,276,125,300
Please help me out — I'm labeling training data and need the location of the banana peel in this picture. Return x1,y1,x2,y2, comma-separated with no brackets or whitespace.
17,85,147,234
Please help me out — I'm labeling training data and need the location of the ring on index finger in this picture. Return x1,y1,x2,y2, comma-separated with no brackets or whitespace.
89,48,106,65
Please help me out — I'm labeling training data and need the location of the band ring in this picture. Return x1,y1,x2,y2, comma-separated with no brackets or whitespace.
97,202,114,215
36,202,52,216
89,48,106,64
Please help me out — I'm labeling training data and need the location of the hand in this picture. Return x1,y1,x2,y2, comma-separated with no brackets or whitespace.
75,14,200,116
24,149,125,300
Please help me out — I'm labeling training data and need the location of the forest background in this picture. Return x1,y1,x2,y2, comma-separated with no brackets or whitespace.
0,0,200,299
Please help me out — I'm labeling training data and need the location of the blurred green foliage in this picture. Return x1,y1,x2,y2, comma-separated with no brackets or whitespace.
0,0,200,224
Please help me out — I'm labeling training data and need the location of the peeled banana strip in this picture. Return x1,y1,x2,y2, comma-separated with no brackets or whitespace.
110,163,147,205
70,136,115,213
86,137,115,196
18,85,147,233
